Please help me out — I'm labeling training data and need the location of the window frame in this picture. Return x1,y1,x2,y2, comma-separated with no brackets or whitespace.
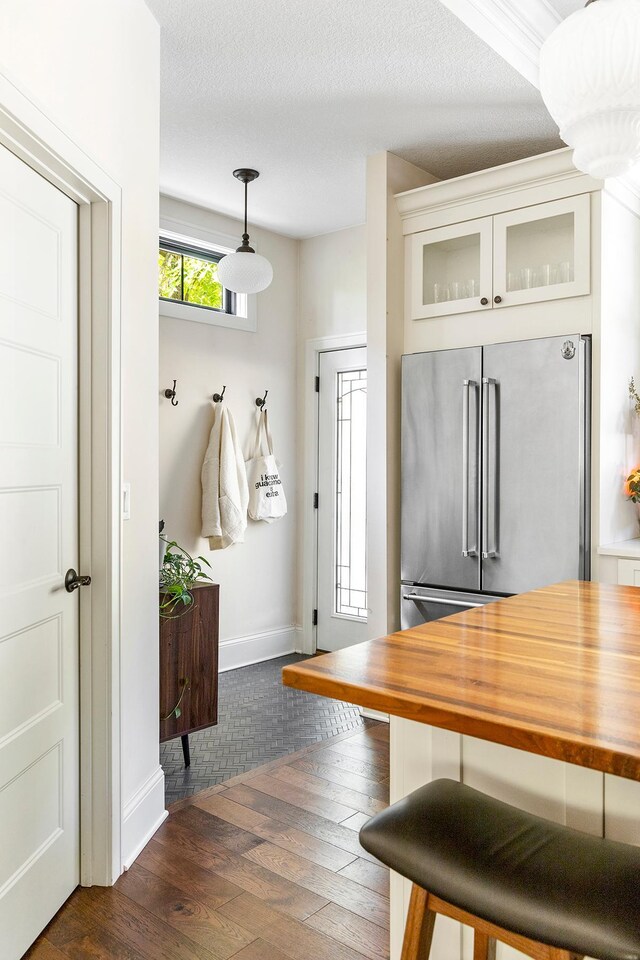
159,237,237,316
158,221,257,333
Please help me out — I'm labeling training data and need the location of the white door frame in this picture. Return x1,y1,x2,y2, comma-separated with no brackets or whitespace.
301,332,366,655
0,75,122,885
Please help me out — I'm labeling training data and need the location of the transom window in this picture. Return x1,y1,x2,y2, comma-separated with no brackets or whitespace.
158,238,237,316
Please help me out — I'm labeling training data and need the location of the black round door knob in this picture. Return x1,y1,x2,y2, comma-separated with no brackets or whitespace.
65,568,92,593
494,295,503,304
480,297,489,306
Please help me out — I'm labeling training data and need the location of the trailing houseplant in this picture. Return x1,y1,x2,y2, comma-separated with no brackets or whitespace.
159,536,212,619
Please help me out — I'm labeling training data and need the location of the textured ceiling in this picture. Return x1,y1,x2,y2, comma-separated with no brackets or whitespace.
146,0,564,238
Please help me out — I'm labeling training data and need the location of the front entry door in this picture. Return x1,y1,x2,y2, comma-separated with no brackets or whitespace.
0,142,80,958
316,347,368,652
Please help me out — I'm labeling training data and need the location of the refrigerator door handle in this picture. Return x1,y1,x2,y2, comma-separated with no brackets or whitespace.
482,377,497,559
462,379,478,558
403,594,484,608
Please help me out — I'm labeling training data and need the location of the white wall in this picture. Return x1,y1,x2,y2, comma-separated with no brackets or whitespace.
597,190,640,548
0,0,163,870
159,196,299,670
298,225,366,341
366,153,436,639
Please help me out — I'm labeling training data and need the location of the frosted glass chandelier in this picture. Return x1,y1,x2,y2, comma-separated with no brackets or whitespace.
540,0,640,179
217,169,273,294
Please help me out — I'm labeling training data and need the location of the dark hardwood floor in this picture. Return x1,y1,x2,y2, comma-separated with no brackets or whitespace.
26,721,390,960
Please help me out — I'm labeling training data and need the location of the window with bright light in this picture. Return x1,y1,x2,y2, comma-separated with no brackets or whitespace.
158,238,237,316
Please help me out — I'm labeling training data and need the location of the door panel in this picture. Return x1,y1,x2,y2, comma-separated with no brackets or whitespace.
481,334,588,595
317,348,368,652
401,348,482,591
0,142,79,959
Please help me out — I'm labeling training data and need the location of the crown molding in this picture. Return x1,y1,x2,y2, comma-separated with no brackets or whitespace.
438,0,562,86
395,147,599,227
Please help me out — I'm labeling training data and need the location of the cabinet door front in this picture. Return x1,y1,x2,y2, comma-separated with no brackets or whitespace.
409,217,493,320
492,194,591,308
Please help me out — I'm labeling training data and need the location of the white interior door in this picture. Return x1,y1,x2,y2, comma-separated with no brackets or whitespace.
0,142,80,958
317,347,368,652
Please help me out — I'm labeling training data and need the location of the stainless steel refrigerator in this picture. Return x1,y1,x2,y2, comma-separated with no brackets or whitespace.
401,334,591,629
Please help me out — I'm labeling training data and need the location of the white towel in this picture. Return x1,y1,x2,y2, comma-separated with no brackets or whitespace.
201,405,249,550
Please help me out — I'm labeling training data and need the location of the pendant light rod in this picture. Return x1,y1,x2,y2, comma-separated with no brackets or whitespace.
232,168,259,252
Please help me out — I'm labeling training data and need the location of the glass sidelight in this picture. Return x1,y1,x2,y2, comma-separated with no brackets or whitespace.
335,368,367,620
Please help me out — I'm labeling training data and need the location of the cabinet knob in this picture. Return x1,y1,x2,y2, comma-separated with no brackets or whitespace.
494,295,503,304
480,297,489,306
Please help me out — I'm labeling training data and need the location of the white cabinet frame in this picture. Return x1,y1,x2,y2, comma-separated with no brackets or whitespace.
409,216,493,320
492,194,591,308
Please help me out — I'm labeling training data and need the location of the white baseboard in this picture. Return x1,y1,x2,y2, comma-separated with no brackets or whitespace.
218,625,299,673
121,766,168,871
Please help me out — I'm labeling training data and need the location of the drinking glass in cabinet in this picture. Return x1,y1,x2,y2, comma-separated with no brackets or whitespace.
505,211,575,294
422,231,482,306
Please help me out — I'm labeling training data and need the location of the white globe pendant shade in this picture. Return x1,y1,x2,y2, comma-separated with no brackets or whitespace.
217,250,273,294
540,0,640,179
219,167,273,295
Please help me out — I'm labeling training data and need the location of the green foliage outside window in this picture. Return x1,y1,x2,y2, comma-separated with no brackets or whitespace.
159,247,224,310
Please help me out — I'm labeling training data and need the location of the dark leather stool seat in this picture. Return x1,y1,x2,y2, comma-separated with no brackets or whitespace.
360,778,640,960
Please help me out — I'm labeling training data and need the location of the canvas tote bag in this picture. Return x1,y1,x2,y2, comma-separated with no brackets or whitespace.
246,410,287,522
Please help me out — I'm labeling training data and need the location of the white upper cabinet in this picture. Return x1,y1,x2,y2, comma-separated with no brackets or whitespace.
408,193,591,320
493,194,591,309
410,216,493,320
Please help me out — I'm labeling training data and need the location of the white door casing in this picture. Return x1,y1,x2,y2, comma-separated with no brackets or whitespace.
0,143,80,958
317,347,368,652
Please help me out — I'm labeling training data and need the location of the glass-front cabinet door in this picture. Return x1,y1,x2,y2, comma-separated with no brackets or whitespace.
492,194,591,308
409,216,493,320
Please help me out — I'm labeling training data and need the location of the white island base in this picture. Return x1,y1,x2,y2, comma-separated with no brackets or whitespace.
389,716,640,960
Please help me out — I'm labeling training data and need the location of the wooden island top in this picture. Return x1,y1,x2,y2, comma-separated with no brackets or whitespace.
283,580,640,781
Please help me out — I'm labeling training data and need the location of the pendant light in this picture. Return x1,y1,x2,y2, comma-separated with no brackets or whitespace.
539,0,640,179
217,169,273,294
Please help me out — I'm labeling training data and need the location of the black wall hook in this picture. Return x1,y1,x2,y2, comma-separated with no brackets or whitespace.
256,389,268,410
212,385,226,403
164,380,179,406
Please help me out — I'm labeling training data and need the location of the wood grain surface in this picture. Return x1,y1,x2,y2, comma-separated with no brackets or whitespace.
282,581,640,781
26,724,390,960
160,582,219,741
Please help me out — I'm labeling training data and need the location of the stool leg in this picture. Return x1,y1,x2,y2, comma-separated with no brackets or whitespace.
401,884,436,960
473,932,496,960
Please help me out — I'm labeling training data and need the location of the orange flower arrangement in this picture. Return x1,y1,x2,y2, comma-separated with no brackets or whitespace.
625,467,640,503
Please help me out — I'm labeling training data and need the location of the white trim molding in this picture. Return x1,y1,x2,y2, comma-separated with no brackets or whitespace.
0,71,123,886
396,147,601,234
301,332,367,655
121,767,167,871
218,625,300,673
437,0,561,86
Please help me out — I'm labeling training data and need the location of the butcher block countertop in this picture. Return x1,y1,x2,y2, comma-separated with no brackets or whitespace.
283,581,640,781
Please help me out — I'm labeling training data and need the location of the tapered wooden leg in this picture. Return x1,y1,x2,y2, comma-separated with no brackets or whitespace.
401,884,436,960
474,931,497,960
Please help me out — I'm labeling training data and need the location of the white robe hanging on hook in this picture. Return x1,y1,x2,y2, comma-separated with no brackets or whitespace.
201,394,249,548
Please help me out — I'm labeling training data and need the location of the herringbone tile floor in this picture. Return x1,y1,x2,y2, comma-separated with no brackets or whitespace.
160,655,365,803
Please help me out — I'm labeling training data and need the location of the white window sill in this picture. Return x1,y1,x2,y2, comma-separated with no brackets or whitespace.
159,297,256,332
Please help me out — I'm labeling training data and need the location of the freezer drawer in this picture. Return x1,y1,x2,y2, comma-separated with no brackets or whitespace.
401,585,501,630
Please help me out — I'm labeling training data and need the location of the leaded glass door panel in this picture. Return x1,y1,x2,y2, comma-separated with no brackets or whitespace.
316,347,368,652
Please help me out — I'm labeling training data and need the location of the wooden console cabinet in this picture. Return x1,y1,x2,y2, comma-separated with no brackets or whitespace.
159,582,219,766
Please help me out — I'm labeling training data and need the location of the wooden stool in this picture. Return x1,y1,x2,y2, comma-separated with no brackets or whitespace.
359,779,640,960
